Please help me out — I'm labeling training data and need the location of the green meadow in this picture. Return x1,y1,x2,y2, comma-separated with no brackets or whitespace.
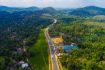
29,29,49,70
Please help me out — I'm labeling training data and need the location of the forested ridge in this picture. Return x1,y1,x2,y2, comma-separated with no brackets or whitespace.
0,11,53,69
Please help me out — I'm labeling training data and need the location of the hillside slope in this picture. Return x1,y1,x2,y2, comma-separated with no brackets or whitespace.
69,6,105,16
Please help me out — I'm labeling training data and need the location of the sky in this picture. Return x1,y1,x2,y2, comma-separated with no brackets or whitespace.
0,0,105,8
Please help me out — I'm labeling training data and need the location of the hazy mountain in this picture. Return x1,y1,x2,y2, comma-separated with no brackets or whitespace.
69,6,105,16
33,7,57,16
41,7,57,14
43,7,56,12
0,6,39,12
0,6,57,16
21,7,39,11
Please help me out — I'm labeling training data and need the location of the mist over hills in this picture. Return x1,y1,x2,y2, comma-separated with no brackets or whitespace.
0,6,59,16
0,6,40,12
69,6,105,16
1,5,105,17
0,6,57,12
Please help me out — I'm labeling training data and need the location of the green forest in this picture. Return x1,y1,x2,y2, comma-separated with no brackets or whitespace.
0,11,52,70
49,19,105,70
1,5,105,70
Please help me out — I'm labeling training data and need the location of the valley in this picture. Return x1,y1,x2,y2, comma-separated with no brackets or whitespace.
0,5,105,70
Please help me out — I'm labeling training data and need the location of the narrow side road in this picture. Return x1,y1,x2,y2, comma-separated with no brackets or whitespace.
45,19,59,70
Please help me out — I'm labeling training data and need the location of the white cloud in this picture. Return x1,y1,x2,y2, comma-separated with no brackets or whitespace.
0,0,105,8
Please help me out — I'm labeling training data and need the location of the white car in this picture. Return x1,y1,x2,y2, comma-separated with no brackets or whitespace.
51,55,54,58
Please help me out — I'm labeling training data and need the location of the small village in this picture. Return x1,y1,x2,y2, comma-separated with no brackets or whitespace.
51,36,78,56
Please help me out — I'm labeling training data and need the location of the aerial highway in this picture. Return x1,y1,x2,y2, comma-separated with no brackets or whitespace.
45,19,59,70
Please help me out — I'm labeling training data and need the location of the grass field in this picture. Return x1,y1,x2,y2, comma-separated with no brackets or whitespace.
29,29,49,70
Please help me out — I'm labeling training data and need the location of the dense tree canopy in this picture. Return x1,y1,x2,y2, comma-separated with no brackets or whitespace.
49,19,105,70
0,11,53,69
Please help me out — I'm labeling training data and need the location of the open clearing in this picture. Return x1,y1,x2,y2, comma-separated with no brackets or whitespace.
29,29,49,70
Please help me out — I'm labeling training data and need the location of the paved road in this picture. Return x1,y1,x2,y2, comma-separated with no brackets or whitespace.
45,19,59,70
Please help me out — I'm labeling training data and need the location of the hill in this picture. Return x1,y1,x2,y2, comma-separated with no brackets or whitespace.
34,7,57,16
0,6,58,16
43,7,57,13
0,6,39,12
69,6,105,16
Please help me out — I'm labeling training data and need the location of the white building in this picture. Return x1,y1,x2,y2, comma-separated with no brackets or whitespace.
22,63,28,68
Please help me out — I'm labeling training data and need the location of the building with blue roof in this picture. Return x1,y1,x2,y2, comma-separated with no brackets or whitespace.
63,45,78,52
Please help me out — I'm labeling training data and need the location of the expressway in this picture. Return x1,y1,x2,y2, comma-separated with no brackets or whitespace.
45,19,59,70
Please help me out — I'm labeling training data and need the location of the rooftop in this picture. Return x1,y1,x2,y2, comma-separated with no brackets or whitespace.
52,36,63,45
63,45,78,52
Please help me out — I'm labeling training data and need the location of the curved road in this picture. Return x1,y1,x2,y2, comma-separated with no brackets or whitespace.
45,19,59,70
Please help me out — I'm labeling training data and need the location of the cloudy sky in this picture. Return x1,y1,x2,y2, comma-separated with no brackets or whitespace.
0,0,105,8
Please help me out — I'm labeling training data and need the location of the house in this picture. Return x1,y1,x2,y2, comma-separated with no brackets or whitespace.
18,61,29,69
63,45,78,52
22,63,28,68
52,36,63,46
19,61,24,64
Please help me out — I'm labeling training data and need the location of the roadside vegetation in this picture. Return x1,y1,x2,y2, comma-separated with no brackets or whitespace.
29,29,49,70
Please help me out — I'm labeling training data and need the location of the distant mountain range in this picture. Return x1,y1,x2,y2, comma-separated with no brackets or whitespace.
0,6,40,12
69,6,105,16
0,6,58,16
1,6,105,16
33,7,57,15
